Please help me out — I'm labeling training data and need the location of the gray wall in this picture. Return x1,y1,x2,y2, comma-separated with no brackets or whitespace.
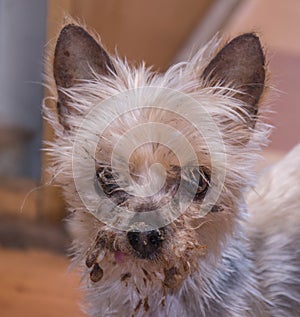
0,0,47,179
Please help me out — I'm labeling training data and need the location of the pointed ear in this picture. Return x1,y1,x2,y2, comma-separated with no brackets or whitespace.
201,33,265,126
53,24,115,129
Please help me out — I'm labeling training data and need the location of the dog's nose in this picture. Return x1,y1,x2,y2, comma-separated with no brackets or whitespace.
127,229,164,259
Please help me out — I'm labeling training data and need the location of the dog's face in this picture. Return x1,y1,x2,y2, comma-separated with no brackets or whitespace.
49,25,266,291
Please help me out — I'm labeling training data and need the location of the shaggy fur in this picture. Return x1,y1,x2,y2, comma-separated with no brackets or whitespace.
44,23,300,316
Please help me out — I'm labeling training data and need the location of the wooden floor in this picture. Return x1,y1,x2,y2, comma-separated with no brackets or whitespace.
0,248,84,317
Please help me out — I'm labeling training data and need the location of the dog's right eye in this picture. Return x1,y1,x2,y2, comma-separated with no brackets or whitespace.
96,167,119,196
96,167,129,205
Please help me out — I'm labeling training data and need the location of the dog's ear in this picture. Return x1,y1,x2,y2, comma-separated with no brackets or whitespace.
53,24,115,129
201,33,265,127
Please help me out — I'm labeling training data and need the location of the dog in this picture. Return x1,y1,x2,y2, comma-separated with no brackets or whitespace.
44,23,300,316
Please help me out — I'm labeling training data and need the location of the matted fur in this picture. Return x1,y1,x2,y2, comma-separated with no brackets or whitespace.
44,24,300,317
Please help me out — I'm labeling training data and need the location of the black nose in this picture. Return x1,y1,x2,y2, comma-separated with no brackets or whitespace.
127,229,164,259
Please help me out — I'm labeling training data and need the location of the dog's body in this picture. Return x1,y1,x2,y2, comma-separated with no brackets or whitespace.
45,24,300,316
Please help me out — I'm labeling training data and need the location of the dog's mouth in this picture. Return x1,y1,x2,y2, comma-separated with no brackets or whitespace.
86,229,164,264
114,250,126,263
85,228,166,283
85,228,207,291
86,244,128,283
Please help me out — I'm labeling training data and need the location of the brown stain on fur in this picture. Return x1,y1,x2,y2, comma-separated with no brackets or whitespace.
90,263,103,283
134,299,142,312
120,272,131,287
143,296,150,312
163,266,181,289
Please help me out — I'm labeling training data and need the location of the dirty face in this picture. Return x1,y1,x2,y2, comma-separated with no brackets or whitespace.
67,125,238,290
94,156,211,260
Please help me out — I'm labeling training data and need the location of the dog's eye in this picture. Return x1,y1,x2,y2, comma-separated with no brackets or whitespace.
193,169,210,201
96,167,119,196
96,167,132,206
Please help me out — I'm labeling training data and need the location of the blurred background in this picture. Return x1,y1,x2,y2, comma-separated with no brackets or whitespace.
0,0,299,316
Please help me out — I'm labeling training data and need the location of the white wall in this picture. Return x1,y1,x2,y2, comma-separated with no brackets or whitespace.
0,0,47,178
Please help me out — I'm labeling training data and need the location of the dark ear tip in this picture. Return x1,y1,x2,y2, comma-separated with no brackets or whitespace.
231,32,261,44
58,24,87,39
235,32,260,41
61,23,77,31
230,32,265,64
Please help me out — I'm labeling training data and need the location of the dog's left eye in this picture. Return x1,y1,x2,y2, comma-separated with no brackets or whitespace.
193,169,210,201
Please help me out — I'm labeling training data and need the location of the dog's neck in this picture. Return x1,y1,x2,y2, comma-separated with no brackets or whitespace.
178,206,266,317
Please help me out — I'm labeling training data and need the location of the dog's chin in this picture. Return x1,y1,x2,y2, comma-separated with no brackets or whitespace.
114,249,161,263
130,250,162,261
102,247,156,265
